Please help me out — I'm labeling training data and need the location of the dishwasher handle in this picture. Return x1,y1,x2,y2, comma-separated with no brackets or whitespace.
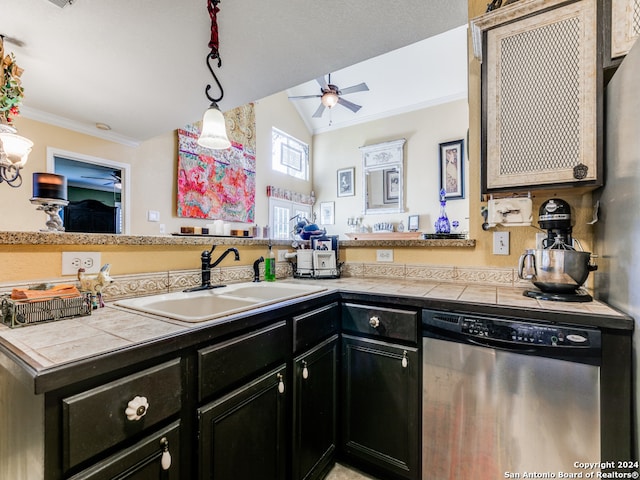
466,336,537,354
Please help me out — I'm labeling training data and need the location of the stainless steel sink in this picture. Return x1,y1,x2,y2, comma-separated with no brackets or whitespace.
114,282,327,323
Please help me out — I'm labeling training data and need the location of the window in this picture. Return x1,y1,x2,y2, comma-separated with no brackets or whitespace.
272,128,309,180
268,197,312,240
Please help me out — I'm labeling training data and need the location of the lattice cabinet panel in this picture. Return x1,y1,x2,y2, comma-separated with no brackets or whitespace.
475,0,601,193
612,0,640,57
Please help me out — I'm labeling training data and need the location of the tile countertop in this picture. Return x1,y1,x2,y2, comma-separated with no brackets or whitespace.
0,277,632,381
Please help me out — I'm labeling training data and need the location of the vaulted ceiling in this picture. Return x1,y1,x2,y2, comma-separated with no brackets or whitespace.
4,0,468,145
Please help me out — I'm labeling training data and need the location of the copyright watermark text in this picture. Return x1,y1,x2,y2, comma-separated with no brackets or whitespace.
504,461,639,479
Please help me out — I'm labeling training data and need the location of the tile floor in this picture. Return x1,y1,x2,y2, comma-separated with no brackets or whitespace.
325,463,378,480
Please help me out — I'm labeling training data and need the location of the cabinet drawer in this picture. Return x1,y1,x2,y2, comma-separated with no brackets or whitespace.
68,420,181,480
341,303,418,344
293,302,339,353
62,358,182,472
198,321,287,401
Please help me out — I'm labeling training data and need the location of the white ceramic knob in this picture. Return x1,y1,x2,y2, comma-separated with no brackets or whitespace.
125,396,149,421
277,373,285,394
401,351,408,368
302,366,309,379
369,316,380,328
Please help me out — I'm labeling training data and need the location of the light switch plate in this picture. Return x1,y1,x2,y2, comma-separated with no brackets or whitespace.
376,249,394,262
493,232,510,255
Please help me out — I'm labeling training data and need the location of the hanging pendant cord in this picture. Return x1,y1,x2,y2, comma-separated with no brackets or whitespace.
205,0,224,103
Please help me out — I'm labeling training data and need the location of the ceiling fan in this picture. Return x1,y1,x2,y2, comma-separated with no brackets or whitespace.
81,171,121,188
288,74,369,118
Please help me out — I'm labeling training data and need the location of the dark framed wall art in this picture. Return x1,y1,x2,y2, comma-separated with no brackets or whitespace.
337,167,355,197
439,139,465,199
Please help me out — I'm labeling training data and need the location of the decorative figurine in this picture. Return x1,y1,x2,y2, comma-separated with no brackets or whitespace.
77,264,114,308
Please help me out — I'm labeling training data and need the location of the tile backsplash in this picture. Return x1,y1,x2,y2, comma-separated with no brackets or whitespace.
1,261,525,302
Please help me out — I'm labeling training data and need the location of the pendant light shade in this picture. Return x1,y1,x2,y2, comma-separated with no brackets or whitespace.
197,102,230,150
197,0,231,150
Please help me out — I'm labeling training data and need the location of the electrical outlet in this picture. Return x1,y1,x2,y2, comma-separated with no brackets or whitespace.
277,250,287,262
493,232,510,255
376,249,394,262
536,232,546,249
62,252,101,275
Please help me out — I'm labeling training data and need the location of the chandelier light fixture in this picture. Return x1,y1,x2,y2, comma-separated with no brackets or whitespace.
0,34,32,187
197,0,231,150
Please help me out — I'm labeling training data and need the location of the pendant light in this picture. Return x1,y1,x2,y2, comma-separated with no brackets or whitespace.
197,0,231,150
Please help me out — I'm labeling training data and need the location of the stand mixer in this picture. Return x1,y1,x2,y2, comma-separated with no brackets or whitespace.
538,198,574,249
518,199,597,302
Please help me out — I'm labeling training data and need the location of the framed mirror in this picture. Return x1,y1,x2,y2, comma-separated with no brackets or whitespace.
360,138,405,215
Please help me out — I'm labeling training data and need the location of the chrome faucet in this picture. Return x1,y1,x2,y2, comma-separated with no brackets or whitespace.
184,245,240,292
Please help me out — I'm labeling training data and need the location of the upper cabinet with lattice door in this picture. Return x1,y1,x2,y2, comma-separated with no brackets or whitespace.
471,0,602,194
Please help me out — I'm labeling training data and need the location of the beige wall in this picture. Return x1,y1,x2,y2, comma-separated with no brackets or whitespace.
0,91,311,236
312,99,470,236
0,5,595,281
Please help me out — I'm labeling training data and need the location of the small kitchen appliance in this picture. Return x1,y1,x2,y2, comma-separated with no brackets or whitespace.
518,198,597,301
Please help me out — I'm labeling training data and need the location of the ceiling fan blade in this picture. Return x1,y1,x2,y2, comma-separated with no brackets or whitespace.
339,82,369,95
312,103,326,118
337,97,362,113
316,76,328,89
288,94,323,100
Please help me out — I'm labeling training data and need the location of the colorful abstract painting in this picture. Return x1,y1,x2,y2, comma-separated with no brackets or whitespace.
177,105,256,222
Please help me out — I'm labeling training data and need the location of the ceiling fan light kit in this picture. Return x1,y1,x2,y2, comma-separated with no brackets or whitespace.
197,0,231,151
289,73,369,121
321,91,339,108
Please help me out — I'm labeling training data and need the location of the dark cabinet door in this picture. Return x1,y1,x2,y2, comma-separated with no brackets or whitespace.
341,335,419,480
68,421,181,480
293,335,339,480
198,365,287,480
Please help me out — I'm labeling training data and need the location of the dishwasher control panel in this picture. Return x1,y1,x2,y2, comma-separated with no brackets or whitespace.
461,318,596,347
423,309,601,349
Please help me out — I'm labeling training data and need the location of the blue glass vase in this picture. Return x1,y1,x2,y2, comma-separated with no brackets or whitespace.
434,189,451,234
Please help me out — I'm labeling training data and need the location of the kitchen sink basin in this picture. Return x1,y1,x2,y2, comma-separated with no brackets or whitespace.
114,282,327,323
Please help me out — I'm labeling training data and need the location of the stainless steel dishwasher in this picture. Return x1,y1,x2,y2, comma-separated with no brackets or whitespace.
422,309,601,479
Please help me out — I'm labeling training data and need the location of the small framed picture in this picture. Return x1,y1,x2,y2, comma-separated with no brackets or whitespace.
408,215,419,231
312,235,338,251
439,139,465,199
320,201,335,225
337,167,355,197
383,168,400,204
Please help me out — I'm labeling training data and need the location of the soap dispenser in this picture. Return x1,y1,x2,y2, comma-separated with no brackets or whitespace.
264,244,276,282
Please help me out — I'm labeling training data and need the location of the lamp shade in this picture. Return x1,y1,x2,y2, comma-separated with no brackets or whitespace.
0,132,33,167
321,91,339,109
197,103,231,150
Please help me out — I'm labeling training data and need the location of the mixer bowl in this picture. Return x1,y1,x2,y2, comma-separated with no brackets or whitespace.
518,249,597,293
